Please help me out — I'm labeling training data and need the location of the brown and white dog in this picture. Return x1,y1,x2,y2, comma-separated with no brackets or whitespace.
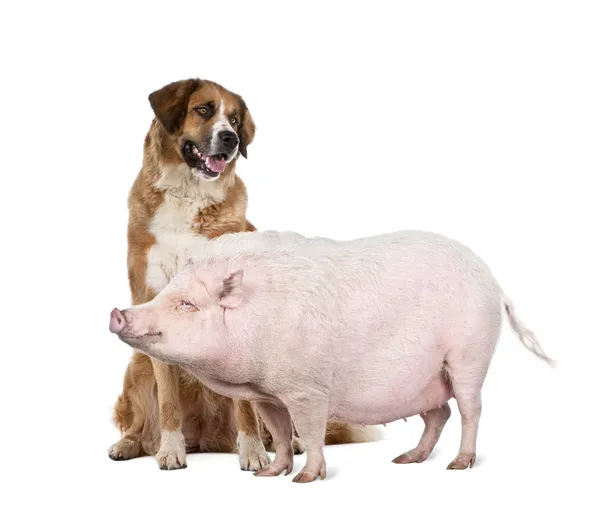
109,78,372,471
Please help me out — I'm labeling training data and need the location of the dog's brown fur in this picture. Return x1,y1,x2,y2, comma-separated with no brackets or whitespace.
109,79,372,470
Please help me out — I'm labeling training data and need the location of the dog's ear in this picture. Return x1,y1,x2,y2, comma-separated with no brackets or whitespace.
148,79,201,135
238,99,256,159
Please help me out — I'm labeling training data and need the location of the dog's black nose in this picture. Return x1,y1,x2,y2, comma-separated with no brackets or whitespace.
218,130,239,148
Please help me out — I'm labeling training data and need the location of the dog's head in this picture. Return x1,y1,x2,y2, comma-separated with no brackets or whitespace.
149,79,256,181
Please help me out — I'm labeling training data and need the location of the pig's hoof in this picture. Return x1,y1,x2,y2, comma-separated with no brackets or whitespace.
108,438,144,461
254,461,293,477
291,465,326,483
292,436,305,455
447,453,476,470
392,448,431,464
238,433,271,471
292,472,316,483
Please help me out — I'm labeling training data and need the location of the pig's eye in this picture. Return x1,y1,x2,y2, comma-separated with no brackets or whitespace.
178,301,196,311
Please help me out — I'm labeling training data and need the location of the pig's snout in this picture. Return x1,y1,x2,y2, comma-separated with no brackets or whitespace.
109,308,125,334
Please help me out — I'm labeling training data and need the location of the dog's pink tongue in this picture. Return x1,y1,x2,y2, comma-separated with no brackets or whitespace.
206,156,226,173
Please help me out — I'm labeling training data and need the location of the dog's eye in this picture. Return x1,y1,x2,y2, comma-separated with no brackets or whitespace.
230,117,238,125
178,301,196,311
194,106,210,117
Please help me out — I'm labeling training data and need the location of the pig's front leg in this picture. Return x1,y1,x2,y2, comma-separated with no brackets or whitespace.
284,393,328,483
253,402,294,477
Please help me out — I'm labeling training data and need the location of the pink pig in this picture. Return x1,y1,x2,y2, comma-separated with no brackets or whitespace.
109,230,552,482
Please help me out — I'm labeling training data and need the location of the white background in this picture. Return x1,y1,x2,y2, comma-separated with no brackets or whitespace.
1,1,598,506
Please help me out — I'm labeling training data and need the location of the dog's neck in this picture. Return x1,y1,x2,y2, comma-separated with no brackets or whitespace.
143,119,238,208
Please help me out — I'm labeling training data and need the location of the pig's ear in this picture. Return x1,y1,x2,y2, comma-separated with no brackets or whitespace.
218,270,244,308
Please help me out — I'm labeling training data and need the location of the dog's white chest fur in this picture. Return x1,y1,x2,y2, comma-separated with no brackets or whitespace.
145,168,225,293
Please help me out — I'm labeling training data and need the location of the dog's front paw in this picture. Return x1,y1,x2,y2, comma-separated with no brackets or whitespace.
108,437,144,461
238,431,271,471
156,430,187,470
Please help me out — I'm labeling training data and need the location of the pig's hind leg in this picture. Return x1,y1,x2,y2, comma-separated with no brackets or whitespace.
253,402,294,477
444,340,495,470
392,403,451,464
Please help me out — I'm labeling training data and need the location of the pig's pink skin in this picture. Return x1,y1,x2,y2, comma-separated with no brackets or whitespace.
112,230,551,481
